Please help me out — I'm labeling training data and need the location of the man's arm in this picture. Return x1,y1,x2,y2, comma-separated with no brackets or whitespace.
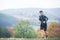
39,16,41,21
45,16,48,21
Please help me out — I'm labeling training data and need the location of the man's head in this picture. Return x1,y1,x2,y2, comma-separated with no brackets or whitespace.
39,11,44,16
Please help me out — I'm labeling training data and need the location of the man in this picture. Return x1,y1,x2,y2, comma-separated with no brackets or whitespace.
39,11,48,38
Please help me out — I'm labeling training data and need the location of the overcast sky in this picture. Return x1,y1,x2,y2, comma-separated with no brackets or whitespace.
0,0,60,10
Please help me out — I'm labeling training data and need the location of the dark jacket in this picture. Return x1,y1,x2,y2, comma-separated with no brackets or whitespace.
39,15,48,24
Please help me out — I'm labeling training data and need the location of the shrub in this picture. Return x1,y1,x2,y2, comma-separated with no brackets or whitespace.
0,27,12,38
13,19,37,38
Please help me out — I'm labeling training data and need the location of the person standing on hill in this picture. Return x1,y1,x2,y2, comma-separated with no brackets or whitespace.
39,11,48,38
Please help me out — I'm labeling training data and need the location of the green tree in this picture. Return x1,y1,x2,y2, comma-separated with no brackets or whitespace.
0,27,12,38
13,19,37,38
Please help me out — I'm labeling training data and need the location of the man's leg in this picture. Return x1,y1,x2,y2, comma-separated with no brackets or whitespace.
44,26,48,38
40,30,44,37
40,24,45,38
44,31,48,38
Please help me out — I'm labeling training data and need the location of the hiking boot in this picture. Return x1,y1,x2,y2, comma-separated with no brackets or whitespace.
46,35,48,38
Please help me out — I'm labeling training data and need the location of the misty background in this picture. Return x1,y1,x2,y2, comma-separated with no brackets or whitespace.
0,8,60,30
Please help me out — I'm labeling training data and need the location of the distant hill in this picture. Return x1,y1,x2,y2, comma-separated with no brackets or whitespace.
0,13,18,27
1,8,60,20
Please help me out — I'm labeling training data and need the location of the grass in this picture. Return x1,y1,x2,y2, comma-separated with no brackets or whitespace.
44,38,60,40
0,38,60,40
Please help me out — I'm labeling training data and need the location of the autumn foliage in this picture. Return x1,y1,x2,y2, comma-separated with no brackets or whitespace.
47,22,60,37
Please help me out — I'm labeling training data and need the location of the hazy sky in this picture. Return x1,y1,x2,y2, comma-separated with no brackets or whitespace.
0,0,60,10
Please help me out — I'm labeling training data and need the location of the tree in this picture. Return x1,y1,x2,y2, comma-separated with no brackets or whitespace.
0,27,12,38
13,19,37,38
47,22,60,37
